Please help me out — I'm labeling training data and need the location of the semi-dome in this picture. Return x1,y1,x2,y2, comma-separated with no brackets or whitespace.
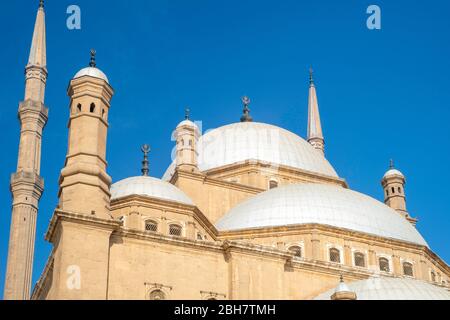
73,67,109,83
111,176,193,205
314,276,450,300
163,122,338,180
215,183,428,246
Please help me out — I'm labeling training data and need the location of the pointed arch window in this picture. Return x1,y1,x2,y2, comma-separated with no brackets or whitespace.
90,103,96,113
77,103,82,113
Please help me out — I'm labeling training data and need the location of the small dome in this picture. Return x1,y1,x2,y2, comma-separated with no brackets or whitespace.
163,122,338,180
383,168,405,179
111,176,193,205
315,277,450,300
335,280,351,294
176,119,198,129
215,183,427,246
73,67,109,83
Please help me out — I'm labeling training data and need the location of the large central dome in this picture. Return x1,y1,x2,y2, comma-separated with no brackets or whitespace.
163,122,338,180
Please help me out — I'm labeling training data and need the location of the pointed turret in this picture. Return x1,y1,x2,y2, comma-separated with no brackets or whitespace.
28,1,46,68
4,0,49,300
307,67,325,155
381,160,417,226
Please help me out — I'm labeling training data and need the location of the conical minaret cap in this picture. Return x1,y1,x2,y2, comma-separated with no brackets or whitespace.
28,0,47,67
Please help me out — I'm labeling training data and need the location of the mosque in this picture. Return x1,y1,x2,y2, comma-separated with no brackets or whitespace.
4,1,450,300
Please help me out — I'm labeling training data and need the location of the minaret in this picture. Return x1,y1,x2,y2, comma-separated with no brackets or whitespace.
175,108,200,172
4,0,48,300
58,50,114,218
307,67,325,155
381,160,417,225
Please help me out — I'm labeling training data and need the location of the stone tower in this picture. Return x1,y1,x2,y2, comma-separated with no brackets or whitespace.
4,0,48,300
58,50,114,219
175,109,200,172
307,67,325,155
381,160,417,225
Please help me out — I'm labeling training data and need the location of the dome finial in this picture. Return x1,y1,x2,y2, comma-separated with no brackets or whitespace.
389,159,394,169
39,0,44,8
185,107,190,120
240,96,253,122
141,144,150,176
89,49,97,68
309,66,314,86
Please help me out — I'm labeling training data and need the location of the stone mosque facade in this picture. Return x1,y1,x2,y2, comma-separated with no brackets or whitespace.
4,2,450,300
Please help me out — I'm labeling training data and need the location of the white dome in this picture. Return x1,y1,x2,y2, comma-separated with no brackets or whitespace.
163,122,338,180
215,183,427,246
74,67,109,83
383,168,405,179
176,119,198,129
315,277,450,300
111,176,193,205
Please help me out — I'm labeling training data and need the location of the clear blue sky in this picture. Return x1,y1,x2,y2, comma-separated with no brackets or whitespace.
1,0,449,297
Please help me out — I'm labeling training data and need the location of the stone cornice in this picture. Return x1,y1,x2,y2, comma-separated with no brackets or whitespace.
173,169,264,194
203,159,348,188
218,223,427,252
111,194,219,239
45,210,121,243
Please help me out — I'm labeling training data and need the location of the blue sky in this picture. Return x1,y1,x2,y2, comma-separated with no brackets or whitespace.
1,0,449,297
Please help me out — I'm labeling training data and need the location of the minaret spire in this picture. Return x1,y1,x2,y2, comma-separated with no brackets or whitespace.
4,1,49,300
307,67,325,155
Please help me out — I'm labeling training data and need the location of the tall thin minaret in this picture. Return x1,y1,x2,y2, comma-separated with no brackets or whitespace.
307,67,325,155
4,0,48,300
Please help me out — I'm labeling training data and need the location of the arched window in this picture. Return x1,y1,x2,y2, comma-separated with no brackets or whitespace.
189,139,193,146
77,103,82,113
269,180,278,189
398,187,402,194
145,220,158,232
431,271,436,282
354,252,366,267
102,109,106,118
391,187,395,194
169,224,182,236
403,262,413,276
90,103,96,113
379,257,390,272
149,289,166,300
386,189,389,196
288,246,302,258
329,248,340,263
197,233,203,240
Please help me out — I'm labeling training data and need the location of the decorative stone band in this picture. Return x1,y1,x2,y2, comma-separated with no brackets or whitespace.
25,64,48,83
11,171,45,191
18,99,49,126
